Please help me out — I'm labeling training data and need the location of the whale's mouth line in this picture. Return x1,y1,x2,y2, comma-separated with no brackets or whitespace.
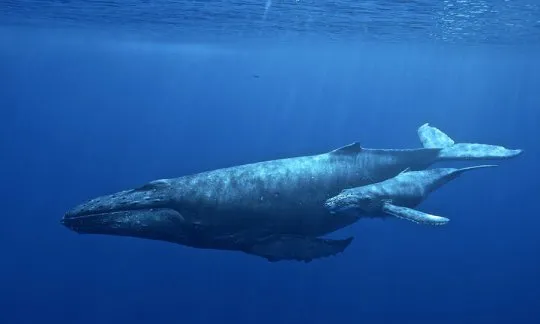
61,206,186,239
61,213,107,231
62,213,103,221
63,196,174,219
64,206,149,219
61,207,157,233
61,206,161,233
62,211,130,221
61,209,132,224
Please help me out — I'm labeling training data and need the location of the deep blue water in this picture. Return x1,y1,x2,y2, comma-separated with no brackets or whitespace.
1,1,540,324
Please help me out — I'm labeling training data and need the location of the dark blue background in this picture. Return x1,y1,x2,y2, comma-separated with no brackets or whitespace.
1,30,539,323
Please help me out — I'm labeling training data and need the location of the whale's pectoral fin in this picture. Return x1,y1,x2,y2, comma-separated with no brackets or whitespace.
418,123,523,160
382,203,449,226
247,235,354,263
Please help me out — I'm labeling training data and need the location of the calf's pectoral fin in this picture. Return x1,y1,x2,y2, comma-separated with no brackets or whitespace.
382,203,449,226
247,235,354,263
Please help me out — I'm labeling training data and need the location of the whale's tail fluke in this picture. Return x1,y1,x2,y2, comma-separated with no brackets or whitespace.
418,123,523,161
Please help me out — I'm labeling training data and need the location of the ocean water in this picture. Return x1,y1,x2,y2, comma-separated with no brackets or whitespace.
1,1,539,323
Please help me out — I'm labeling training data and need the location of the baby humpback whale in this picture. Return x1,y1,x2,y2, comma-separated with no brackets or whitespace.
325,165,497,226
61,124,522,262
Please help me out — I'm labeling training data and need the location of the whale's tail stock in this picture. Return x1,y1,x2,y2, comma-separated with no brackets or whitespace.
417,123,523,161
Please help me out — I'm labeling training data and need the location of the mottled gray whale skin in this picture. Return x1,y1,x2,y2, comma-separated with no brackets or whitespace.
325,165,497,226
61,124,522,262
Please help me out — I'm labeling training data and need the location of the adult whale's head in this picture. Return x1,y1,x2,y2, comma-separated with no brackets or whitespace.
61,179,189,243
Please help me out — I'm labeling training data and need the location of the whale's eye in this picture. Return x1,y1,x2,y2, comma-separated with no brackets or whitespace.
359,194,375,206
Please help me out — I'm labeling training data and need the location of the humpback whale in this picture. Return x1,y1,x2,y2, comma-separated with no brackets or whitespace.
325,165,497,226
61,124,522,262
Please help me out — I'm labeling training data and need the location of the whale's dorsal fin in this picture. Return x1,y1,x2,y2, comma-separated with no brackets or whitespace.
330,142,362,155
399,167,411,175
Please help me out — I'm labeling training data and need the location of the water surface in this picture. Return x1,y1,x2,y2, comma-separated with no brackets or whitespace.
2,0,539,44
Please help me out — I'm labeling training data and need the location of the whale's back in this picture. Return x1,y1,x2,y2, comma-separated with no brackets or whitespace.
167,147,441,236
